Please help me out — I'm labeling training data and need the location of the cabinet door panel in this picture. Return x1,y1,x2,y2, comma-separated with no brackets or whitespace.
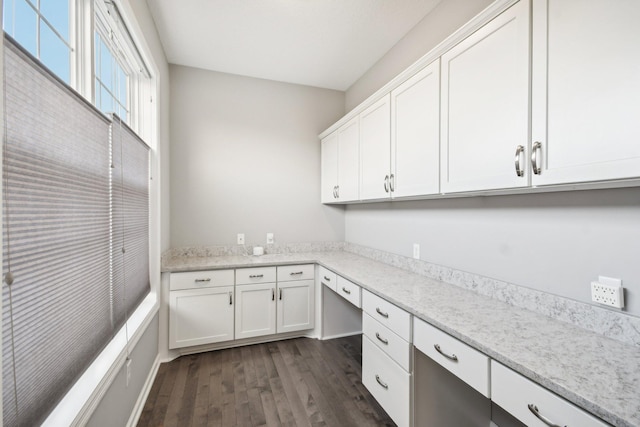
337,116,360,201
531,0,640,185
441,0,530,193
277,280,314,333
321,132,338,203
391,60,440,198
235,283,276,339
169,286,235,349
360,95,391,200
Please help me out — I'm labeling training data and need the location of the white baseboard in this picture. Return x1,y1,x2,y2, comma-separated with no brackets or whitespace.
126,354,161,427
321,330,362,340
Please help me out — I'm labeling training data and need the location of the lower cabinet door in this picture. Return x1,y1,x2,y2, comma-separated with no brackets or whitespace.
277,279,315,333
235,283,277,339
362,336,411,427
169,286,235,349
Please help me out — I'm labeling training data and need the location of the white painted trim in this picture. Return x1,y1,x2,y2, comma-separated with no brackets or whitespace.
319,0,519,139
321,331,363,341
42,294,159,427
126,354,161,427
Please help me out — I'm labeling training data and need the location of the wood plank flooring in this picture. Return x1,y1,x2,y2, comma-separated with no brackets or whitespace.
137,335,396,427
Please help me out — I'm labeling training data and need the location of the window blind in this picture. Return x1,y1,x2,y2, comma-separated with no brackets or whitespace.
2,37,151,426
2,39,112,426
110,115,150,331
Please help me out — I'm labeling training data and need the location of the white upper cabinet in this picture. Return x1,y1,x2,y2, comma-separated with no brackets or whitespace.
391,60,440,198
440,0,530,193
531,0,640,185
337,116,360,202
360,95,392,200
321,131,338,203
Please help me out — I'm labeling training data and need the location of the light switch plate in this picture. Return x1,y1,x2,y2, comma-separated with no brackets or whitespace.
266,233,274,244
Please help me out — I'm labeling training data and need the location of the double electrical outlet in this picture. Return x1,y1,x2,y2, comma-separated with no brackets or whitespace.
237,233,274,245
591,276,624,309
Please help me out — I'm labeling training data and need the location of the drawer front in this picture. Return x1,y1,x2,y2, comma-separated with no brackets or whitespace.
170,269,234,291
277,264,315,282
318,266,337,292
362,290,411,341
491,361,608,427
362,336,411,427
336,276,361,308
413,317,490,397
236,266,277,285
363,313,411,371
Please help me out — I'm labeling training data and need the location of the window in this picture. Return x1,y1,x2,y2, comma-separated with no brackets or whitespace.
3,0,72,83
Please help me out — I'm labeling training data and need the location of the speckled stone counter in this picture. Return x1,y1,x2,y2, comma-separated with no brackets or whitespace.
162,249,640,427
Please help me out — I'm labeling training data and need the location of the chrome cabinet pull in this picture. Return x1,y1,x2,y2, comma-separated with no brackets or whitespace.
290,271,303,276
336,185,340,198
323,276,331,281
514,145,525,177
528,404,564,427
229,292,233,305
333,186,338,198
375,332,388,345
249,274,264,279
434,344,458,362
272,288,275,301
195,278,211,283
279,288,283,300
384,175,389,193
531,141,542,175
375,307,389,318
375,374,388,389
390,174,395,192
341,286,351,295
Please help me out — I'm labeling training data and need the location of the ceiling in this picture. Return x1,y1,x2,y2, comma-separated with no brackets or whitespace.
147,0,442,91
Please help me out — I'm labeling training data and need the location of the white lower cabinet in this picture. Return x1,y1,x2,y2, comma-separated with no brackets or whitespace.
362,336,411,427
235,282,277,339
491,361,608,427
276,279,315,334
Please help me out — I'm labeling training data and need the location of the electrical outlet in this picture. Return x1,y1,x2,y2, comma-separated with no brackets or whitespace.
237,233,245,245
413,243,420,260
591,276,624,308
126,358,132,387
266,233,274,244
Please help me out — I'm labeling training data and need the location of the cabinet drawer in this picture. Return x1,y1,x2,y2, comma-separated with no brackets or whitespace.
336,276,361,308
236,266,276,285
277,264,314,282
362,336,411,427
362,290,411,342
491,361,608,427
413,317,490,397
170,269,234,291
318,266,337,292
363,313,411,371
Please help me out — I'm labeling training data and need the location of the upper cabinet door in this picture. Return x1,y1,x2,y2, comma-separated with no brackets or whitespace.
391,60,440,198
531,0,640,186
321,132,338,204
337,116,360,202
440,0,530,193
360,95,391,201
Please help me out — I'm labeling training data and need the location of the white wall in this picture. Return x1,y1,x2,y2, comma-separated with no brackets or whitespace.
345,0,493,111
170,65,345,247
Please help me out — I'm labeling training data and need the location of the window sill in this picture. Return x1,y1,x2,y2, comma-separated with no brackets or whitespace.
42,293,159,427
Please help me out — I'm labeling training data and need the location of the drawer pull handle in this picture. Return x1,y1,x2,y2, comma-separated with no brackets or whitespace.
514,145,525,177
229,292,233,305
375,332,388,345
290,271,303,276
341,286,351,295
375,374,388,390
434,344,458,362
195,278,211,283
375,307,389,318
531,141,542,175
323,276,331,281
527,404,564,427
272,288,275,301
279,288,283,300
249,274,264,279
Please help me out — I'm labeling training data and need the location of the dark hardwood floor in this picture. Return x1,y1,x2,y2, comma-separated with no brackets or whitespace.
137,335,396,427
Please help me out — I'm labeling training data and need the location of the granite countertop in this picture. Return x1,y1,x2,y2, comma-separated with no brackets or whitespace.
162,251,640,427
